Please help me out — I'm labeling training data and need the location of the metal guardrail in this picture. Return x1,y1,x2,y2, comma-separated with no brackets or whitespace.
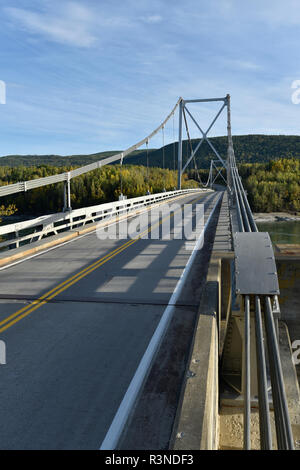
227,95,294,450
0,189,208,251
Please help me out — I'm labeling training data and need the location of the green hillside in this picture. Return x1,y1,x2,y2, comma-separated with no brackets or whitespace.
0,149,152,168
129,134,300,169
1,135,300,169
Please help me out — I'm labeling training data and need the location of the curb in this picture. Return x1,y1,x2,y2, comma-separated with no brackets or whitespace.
171,256,221,450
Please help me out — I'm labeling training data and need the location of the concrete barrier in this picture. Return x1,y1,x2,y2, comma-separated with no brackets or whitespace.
171,256,221,450
171,247,300,450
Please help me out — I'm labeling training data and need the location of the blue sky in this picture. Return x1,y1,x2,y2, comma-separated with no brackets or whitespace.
1,0,300,156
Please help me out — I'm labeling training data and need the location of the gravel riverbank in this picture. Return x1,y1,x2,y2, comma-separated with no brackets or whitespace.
254,212,300,222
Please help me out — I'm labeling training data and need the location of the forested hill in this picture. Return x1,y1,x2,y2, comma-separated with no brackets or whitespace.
0,149,148,168
129,134,300,169
1,135,300,169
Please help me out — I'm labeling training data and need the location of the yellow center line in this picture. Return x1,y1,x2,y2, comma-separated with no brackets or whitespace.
0,194,189,327
0,193,206,333
0,192,196,327
0,238,135,328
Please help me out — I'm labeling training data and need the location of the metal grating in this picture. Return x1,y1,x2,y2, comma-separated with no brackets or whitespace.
234,232,280,295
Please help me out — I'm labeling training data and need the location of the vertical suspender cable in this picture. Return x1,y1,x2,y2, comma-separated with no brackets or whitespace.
120,153,123,197
120,163,122,196
182,107,203,184
173,113,176,172
146,140,149,193
162,125,166,190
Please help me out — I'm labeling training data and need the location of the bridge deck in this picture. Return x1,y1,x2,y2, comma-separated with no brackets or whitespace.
0,191,221,449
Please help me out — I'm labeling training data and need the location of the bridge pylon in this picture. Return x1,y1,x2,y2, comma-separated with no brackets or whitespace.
177,96,228,189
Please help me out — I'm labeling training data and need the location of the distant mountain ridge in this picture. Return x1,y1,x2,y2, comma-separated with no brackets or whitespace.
1,134,300,169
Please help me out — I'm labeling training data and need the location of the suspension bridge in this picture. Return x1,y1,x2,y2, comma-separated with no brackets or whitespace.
0,95,298,450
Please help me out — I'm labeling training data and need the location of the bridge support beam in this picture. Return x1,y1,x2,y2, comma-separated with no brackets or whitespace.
177,100,183,189
63,173,72,212
226,94,233,192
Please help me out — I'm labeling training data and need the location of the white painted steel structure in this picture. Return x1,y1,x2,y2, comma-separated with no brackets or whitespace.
0,189,210,251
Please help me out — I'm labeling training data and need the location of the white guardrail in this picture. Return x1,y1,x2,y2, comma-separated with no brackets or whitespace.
0,189,211,252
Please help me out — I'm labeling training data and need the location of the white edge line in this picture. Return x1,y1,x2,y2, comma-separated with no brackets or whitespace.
99,191,223,450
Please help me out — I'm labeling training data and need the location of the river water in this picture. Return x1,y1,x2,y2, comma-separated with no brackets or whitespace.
256,221,300,244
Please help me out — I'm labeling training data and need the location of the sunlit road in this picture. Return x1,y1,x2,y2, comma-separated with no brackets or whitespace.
0,191,221,449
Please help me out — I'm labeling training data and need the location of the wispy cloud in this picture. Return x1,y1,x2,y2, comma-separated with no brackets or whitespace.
0,0,300,156
4,3,97,47
229,60,262,71
141,15,163,24
256,0,300,26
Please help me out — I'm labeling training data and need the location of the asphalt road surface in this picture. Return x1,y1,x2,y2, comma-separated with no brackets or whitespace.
0,190,221,449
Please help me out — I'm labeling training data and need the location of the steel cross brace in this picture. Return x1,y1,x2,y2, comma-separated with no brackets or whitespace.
211,160,227,185
182,101,227,172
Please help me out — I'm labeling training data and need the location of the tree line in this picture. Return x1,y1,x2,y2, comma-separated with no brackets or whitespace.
0,157,299,220
188,158,300,213
0,164,198,217
239,158,300,212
